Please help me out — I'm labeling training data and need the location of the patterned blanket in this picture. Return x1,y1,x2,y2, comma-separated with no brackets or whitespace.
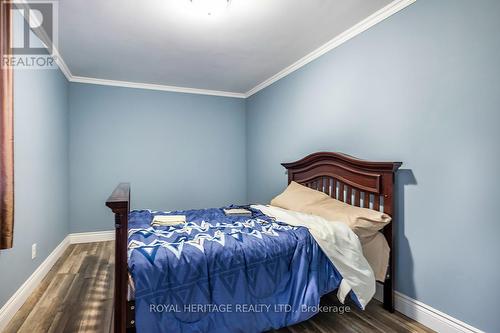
127,207,356,333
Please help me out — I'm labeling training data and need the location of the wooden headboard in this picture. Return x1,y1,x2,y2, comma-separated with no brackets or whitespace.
282,152,402,311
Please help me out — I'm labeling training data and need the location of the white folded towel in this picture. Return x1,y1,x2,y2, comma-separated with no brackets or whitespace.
151,215,186,226
223,208,252,216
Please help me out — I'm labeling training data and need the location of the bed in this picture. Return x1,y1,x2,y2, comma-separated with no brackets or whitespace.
106,152,402,333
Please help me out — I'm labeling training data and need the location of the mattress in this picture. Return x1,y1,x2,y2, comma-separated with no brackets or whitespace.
126,206,372,333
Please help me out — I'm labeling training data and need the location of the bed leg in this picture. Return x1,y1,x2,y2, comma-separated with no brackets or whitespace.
383,222,395,313
383,276,394,312
106,183,131,333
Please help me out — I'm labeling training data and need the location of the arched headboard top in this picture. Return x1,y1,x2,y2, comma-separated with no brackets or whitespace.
282,152,402,173
282,152,402,200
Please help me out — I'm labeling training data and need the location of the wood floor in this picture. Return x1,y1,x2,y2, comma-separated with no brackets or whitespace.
4,241,434,333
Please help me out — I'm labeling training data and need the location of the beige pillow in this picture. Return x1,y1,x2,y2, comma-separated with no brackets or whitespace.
303,197,391,240
271,181,391,240
270,181,329,211
360,232,390,282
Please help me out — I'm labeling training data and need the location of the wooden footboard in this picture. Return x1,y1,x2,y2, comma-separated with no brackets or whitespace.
106,183,130,333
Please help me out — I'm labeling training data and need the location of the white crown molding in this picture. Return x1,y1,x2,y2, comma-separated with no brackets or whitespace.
374,283,485,333
69,230,115,244
53,47,73,82
19,0,414,99
244,0,416,97
0,236,70,331
51,55,245,98
69,76,247,98
51,50,245,98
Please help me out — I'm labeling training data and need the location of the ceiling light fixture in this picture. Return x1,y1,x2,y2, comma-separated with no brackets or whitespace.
189,0,231,16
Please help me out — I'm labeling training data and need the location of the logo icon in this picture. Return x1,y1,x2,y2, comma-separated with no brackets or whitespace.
2,1,58,69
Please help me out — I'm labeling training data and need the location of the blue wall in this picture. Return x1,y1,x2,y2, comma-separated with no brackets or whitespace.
2,1,498,331
0,15,70,308
69,84,246,233
246,0,500,331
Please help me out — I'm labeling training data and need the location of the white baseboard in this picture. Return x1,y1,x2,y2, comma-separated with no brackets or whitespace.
68,230,115,244
375,283,484,333
0,236,70,331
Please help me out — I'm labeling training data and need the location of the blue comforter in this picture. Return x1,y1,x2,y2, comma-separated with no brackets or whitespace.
128,207,358,333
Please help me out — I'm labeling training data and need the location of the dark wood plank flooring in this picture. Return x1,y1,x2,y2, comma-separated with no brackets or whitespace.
4,241,433,333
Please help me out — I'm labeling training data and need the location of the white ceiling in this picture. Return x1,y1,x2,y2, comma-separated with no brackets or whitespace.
58,0,398,96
